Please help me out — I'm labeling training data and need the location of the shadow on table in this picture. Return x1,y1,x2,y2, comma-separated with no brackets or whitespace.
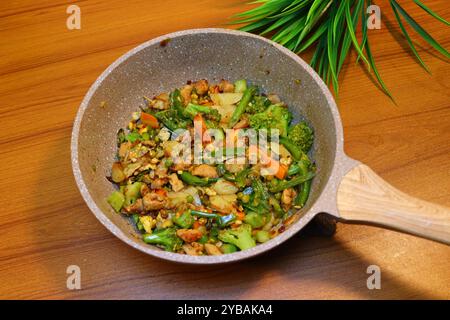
31,128,438,300
160,231,430,300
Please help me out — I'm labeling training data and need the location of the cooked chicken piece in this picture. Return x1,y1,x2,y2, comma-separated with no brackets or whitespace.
209,194,237,213
140,183,150,197
118,142,131,159
268,94,281,104
225,159,247,174
176,229,203,243
123,162,142,178
151,96,169,110
141,140,156,147
111,162,125,183
182,242,204,256
212,179,238,195
209,85,220,94
123,198,144,214
143,192,166,211
171,162,192,172
156,92,169,100
218,79,234,93
180,84,193,105
281,188,297,211
204,243,222,256
150,178,168,189
155,162,168,178
169,173,184,192
191,164,218,178
193,79,209,95
232,118,249,129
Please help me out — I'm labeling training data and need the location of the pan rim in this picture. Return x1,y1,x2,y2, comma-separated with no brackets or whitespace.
71,28,347,264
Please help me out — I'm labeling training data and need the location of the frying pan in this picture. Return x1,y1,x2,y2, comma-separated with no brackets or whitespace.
71,28,450,264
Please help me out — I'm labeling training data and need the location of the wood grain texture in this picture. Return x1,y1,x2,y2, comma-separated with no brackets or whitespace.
0,0,449,299
338,164,450,244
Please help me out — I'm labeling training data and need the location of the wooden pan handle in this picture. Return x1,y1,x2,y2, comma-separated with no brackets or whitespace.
337,164,450,244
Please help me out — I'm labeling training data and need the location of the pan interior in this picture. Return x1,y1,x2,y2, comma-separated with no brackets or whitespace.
75,30,339,258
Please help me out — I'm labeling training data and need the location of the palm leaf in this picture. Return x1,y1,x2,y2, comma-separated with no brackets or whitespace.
390,1,430,73
233,0,449,99
413,0,450,26
362,2,393,99
390,0,450,59
344,0,370,69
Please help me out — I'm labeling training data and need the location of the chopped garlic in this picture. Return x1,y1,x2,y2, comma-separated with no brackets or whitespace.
158,127,171,142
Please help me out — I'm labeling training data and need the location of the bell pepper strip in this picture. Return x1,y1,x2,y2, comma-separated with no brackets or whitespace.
234,79,247,93
235,168,251,188
132,214,145,232
295,180,312,207
228,86,257,128
179,172,218,186
287,163,300,176
140,112,159,128
190,210,236,228
294,160,313,208
154,109,189,131
279,137,302,161
107,191,125,212
269,171,315,193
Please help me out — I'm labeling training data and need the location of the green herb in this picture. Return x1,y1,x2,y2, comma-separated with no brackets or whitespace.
125,131,141,143
232,0,449,100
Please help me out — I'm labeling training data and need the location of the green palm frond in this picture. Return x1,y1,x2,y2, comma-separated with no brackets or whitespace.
231,0,450,100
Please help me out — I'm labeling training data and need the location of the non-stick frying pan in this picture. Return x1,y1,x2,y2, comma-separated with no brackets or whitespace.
71,29,450,264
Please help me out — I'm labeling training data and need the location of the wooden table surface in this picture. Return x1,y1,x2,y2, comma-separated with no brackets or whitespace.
1,0,449,300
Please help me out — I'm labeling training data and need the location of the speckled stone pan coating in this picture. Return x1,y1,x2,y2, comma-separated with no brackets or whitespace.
71,28,359,264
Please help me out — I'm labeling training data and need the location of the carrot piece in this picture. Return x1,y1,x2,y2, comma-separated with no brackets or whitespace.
141,112,159,128
154,189,167,197
194,114,211,143
275,163,288,180
249,145,286,178
236,211,245,221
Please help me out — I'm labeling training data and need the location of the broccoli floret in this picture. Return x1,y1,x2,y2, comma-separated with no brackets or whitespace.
124,182,142,207
249,104,292,137
243,212,266,228
246,95,270,114
173,211,194,229
154,109,190,131
143,227,183,252
170,89,188,118
218,224,256,251
287,121,314,153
